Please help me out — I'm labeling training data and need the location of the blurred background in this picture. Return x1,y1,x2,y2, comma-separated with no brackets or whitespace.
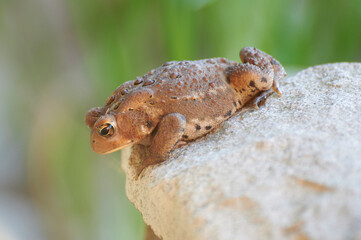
0,0,360,239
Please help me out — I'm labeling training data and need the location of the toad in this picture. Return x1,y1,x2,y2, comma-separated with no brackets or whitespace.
85,47,286,177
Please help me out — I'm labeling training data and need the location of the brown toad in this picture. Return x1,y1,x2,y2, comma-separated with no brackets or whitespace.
85,47,286,177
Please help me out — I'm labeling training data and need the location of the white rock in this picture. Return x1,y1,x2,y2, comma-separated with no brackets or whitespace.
122,63,361,240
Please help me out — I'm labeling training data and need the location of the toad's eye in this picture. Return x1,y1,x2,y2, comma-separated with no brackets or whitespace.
97,123,114,137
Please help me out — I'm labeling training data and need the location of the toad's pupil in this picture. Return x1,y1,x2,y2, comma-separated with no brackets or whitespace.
101,127,109,135
99,124,113,136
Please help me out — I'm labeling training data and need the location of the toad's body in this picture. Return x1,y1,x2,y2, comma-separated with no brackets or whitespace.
107,58,245,142
86,47,286,177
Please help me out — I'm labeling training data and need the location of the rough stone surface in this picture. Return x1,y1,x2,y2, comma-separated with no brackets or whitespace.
122,63,361,240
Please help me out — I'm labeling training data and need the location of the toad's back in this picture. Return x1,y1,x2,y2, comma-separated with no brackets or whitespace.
120,58,242,140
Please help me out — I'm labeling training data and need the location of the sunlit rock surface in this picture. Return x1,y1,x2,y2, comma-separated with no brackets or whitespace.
122,63,361,240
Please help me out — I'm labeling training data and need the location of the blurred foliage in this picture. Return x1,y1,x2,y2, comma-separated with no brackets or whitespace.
0,0,360,239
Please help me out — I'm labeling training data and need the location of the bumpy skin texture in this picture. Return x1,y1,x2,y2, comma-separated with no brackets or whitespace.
85,47,286,178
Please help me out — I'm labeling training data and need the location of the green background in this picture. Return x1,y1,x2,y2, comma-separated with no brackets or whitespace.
1,0,360,239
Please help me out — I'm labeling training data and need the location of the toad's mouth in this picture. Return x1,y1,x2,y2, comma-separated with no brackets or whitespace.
95,141,134,155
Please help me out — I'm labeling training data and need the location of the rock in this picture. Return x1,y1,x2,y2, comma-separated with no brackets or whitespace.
122,63,361,240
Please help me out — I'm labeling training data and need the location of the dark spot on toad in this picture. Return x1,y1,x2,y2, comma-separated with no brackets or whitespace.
182,135,189,139
249,80,255,87
146,121,153,128
205,126,212,130
233,101,237,107
128,108,134,111
224,110,232,117
106,95,115,105
261,77,267,83
195,124,201,130
134,78,143,85
149,95,153,98
238,100,242,106
113,102,120,110
271,60,277,65
170,96,178,99
121,89,129,95
143,79,155,86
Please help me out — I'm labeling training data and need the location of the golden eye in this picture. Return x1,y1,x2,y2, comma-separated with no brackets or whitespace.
97,123,114,137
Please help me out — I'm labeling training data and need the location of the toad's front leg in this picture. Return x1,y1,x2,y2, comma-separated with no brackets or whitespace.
228,47,287,108
136,113,186,179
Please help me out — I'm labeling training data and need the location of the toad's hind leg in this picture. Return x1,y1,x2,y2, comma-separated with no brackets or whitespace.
228,47,286,108
136,113,186,179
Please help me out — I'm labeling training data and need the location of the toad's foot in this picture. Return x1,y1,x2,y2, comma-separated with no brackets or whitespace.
251,89,272,110
228,47,286,107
